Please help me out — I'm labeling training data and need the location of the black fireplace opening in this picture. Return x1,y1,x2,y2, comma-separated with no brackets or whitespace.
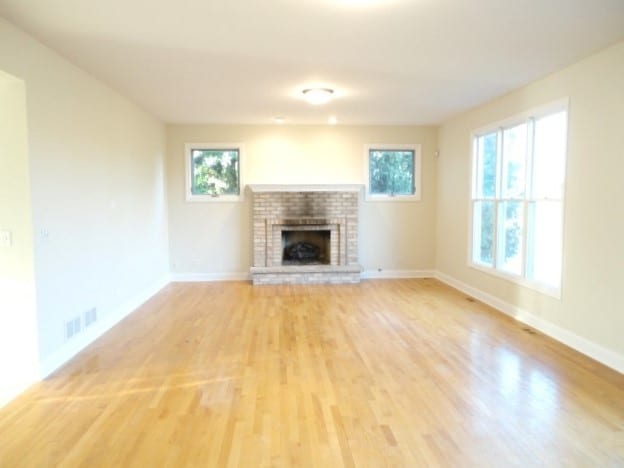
282,230,330,265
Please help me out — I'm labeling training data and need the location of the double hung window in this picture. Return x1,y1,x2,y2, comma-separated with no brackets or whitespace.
471,101,568,295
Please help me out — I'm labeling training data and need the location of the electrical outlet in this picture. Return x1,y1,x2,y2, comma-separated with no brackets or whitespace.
0,230,12,247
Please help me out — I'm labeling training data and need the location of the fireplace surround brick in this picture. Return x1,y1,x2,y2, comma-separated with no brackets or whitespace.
249,185,362,285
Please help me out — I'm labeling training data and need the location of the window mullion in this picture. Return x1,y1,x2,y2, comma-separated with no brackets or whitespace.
492,199,500,270
496,128,503,199
493,128,503,269
520,199,529,278
472,138,479,199
527,117,536,201
520,118,533,279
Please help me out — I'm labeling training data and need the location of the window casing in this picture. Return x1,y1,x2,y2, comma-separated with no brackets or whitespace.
364,144,421,201
470,100,568,297
185,143,244,202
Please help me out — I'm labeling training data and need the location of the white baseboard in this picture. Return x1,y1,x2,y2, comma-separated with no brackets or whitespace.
361,269,435,279
173,270,435,282
171,272,251,282
39,274,171,378
174,270,437,282
434,270,624,374
0,380,34,410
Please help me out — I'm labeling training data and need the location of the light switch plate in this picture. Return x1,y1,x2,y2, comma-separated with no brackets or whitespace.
0,230,12,247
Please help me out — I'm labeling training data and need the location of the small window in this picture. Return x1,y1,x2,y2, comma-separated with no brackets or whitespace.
185,143,244,201
470,100,568,296
364,144,421,201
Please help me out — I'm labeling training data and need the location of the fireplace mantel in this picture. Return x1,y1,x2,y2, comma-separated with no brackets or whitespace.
248,184,363,193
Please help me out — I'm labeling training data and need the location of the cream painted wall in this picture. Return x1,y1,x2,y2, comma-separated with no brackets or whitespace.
166,125,437,275
0,18,169,363
0,71,39,406
436,41,624,360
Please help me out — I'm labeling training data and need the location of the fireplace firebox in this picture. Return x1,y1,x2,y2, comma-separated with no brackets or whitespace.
282,230,330,265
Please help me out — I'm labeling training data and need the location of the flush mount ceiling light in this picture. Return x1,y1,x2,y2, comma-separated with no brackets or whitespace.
302,88,334,105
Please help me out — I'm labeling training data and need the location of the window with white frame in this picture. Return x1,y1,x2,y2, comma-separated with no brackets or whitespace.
470,101,568,295
185,143,244,201
364,144,421,201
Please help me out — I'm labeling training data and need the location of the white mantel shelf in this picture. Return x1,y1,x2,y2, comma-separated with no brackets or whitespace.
248,184,363,193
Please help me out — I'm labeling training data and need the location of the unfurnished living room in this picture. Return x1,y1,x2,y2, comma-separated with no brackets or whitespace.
1,0,624,466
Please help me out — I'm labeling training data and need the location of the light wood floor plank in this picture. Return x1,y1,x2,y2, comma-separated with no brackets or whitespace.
1,279,623,467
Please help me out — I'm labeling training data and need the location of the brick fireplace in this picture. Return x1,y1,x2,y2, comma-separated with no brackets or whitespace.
249,185,362,285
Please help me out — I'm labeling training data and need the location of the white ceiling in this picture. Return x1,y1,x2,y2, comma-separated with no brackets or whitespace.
1,0,623,125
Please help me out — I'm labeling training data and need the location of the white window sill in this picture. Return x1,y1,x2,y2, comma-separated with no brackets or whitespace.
365,194,421,202
186,194,243,203
468,262,561,299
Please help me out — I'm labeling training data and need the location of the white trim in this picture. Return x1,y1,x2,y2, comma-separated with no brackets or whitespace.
364,144,422,202
361,269,434,279
39,275,171,378
171,272,251,282
174,270,436,281
248,184,363,193
185,143,246,202
469,263,561,299
434,270,624,374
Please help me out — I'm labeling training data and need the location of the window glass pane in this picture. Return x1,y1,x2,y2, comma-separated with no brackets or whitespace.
502,123,527,198
473,201,495,266
532,111,567,199
476,133,497,198
497,201,523,275
369,150,414,195
191,149,240,196
526,201,562,288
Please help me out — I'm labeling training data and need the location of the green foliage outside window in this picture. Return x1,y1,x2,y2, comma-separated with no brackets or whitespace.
481,134,497,198
479,135,496,262
504,202,521,262
369,150,414,196
477,133,522,264
479,201,494,264
191,149,239,196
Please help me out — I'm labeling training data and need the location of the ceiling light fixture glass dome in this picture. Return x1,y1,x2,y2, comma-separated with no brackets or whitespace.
302,88,334,105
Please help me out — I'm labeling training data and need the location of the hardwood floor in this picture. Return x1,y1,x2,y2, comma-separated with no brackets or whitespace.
1,279,623,467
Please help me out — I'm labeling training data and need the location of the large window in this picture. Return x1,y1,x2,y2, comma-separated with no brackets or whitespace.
185,143,244,201
470,101,568,295
364,144,421,201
